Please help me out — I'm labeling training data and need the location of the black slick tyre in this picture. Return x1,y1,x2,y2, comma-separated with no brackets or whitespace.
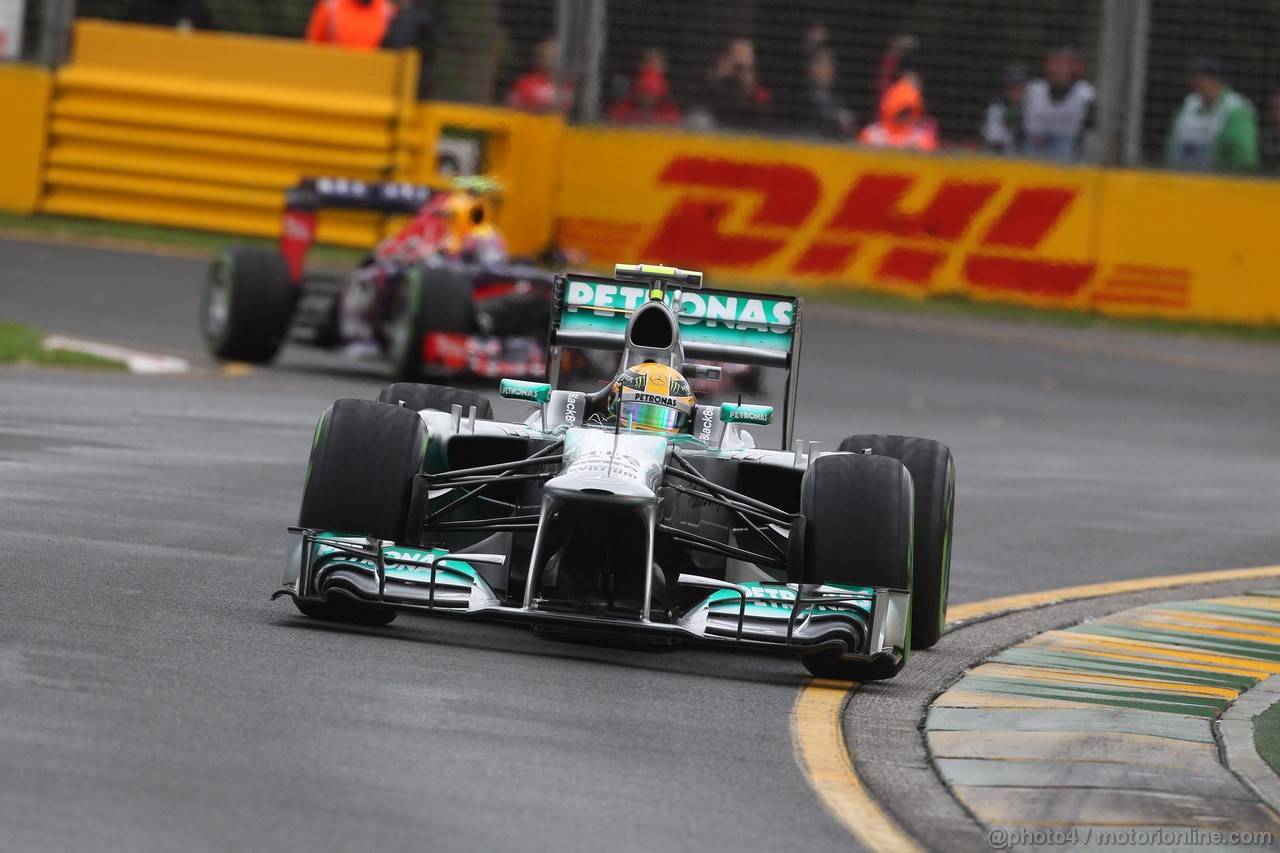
841,435,955,650
386,266,474,379
800,453,914,682
201,247,294,364
295,399,428,624
376,382,494,419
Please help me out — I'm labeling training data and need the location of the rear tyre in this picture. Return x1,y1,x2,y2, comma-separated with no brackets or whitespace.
376,382,494,419
841,435,955,650
201,247,294,364
295,399,428,625
386,266,474,379
800,453,914,682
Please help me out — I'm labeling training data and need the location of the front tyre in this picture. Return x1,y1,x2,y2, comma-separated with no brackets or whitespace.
201,247,294,364
295,399,428,625
800,453,914,682
841,435,955,650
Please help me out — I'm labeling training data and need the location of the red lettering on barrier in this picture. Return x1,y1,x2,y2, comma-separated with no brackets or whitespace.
642,157,821,268
635,157,1092,297
981,187,1079,249
824,175,999,240
964,255,1095,298
877,247,948,285
792,241,860,276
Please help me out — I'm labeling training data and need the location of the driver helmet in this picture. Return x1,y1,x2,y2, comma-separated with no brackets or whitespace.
610,362,695,435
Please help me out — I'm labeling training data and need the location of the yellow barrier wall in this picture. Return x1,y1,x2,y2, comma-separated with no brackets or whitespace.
0,65,52,214
557,126,1280,325
42,20,418,246
1095,171,1280,324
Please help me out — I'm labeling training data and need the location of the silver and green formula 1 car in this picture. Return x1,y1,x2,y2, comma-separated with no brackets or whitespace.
274,264,955,680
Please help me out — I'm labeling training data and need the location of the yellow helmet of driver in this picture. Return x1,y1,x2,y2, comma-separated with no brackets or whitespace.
610,362,695,435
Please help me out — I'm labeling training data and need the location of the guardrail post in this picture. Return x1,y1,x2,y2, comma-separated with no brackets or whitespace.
38,0,74,67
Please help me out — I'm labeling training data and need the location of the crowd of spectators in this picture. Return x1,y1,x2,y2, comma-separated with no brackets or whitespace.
117,2,1280,177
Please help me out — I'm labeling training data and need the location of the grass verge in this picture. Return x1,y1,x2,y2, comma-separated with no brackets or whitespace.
0,211,365,266
1255,696,1280,777
2,211,1277,346
0,321,128,370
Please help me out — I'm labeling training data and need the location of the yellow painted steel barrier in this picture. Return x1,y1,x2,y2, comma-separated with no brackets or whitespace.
1094,171,1280,325
555,126,1280,325
0,64,52,214
41,20,419,247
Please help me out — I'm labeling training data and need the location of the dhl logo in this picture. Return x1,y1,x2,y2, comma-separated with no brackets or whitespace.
642,156,1093,299
565,155,1190,310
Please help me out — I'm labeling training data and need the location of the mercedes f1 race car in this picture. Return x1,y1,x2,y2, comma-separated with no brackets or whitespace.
200,176,556,379
273,264,955,681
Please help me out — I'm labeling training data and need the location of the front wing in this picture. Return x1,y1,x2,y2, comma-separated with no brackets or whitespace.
273,529,910,664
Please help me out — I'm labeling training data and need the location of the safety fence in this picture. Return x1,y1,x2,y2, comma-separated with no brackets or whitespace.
12,1,1280,177
2,20,1279,327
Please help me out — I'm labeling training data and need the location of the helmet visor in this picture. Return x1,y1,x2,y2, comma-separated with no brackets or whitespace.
617,396,691,435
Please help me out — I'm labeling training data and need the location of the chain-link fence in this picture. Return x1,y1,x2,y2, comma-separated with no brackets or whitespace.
1145,0,1280,175
21,0,560,103
14,0,1280,177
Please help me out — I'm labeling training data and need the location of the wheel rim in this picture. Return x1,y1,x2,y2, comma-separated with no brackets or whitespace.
202,262,231,343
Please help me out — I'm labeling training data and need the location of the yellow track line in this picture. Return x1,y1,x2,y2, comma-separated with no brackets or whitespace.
791,679,924,853
790,563,1280,852
948,564,1280,624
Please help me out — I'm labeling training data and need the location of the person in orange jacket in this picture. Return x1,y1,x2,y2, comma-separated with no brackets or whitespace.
859,74,938,152
305,0,396,51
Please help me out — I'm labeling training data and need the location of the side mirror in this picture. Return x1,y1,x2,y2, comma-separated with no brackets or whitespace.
719,402,773,426
500,379,553,404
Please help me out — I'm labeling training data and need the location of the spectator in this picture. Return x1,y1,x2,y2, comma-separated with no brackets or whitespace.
124,0,214,30
702,38,773,131
876,34,918,101
982,64,1028,155
306,0,396,51
859,76,937,152
609,49,680,126
506,37,573,115
381,0,438,100
1022,45,1095,162
1165,58,1259,174
1263,92,1280,176
795,48,854,140
803,19,830,56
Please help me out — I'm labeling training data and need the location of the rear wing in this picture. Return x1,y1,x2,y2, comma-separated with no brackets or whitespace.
546,269,803,446
285,178,435,215
278,176,500,281
277,177,435,281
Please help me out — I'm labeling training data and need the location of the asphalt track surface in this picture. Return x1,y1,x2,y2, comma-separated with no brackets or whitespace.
2,236,1279,852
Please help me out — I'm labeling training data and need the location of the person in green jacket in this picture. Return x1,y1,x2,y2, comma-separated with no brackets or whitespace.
1165,57,1259,174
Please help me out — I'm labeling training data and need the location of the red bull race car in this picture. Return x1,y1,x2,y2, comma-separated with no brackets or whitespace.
199,176,764,391
200,176,556,379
